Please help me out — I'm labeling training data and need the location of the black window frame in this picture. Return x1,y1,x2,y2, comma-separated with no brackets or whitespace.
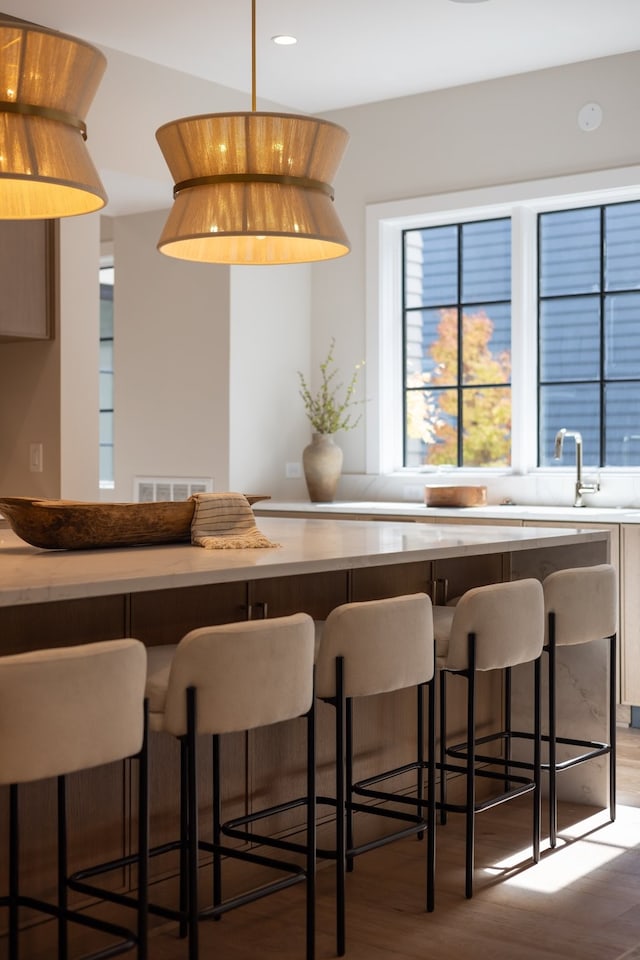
402,216,512,468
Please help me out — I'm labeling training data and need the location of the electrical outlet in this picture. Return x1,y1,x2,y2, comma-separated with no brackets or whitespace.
29,442,43,473
285,462,302,479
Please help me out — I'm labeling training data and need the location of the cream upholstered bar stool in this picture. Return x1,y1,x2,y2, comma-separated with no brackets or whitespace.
314,593,436,957
434,578,545,899
144,613,316,960
0,638,149,960
542,563,617,848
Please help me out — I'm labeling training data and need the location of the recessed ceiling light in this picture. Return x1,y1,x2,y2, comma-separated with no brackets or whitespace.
272,35,297,45
449,0,490,4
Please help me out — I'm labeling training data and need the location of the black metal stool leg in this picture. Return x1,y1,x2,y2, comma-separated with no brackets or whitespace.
212,734,222,918
548,619,558,849
306,697,316,960
186,687,199,960
609,633,617,824
179,737,189,938
439,669,447,826
426,677,436,913
534,655,541,863
9,783,19,960
346,697,354,874
58,775,69,960
504,666,512,794
335,656,346,958
465,636,476,900
417,684,425,839
137,703,149,960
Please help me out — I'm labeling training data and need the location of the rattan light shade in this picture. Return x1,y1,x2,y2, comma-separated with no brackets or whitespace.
156,111,350,264
0,20,107,219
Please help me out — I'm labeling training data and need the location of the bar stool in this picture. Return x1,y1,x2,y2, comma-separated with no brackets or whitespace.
0,638,149,960
434,578,544,898
314,592,436,956
542,563,617,847
144,613,316,960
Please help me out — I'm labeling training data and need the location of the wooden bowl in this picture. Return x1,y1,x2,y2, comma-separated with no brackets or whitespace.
424,485,487,508
0,495,270,550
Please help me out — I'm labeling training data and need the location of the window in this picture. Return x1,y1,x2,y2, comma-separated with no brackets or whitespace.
538,200,640,468
403,218,511,468
368,167,640,477
99,263,114,487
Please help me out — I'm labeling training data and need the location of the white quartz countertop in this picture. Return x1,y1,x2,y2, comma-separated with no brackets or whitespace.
0,516,608,607
254,500,640,523
0,517,608,606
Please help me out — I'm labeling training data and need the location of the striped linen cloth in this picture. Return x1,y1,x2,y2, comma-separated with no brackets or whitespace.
190,492,279,550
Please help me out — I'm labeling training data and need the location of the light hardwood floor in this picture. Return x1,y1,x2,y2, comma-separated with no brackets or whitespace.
137,724,640,960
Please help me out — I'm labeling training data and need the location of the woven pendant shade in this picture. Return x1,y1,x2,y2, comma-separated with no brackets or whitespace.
156,111,350,265
0,20,107,219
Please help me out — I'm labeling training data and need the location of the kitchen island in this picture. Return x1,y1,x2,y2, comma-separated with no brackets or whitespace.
0,516,611,956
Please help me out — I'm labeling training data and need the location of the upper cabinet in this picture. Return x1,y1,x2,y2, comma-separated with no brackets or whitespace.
0,220,56,341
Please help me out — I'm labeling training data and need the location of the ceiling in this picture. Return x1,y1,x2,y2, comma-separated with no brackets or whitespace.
2,0,640,114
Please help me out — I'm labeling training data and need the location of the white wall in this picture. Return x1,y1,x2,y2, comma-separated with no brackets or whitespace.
229,265,311,498
59,214,101,498
0,215,100,501
112,210,231,500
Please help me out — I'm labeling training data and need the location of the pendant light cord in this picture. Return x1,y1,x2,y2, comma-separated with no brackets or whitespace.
251,0,256,112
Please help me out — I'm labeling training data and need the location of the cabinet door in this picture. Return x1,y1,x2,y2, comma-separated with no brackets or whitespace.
130,581,249,645
0,220,56,340
248,570,348,620
431,552,506,604
351,560,432,601
0,594,127,654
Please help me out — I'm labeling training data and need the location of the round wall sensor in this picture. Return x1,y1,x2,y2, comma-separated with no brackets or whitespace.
578,102,603,132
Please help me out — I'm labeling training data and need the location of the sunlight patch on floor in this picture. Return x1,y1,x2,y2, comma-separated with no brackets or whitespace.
483,804,640,893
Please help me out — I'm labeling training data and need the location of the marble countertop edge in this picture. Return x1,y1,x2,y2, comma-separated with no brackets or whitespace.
0,517,610,608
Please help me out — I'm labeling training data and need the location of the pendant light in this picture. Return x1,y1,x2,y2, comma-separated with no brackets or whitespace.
0,18,107,219
156,0,350,265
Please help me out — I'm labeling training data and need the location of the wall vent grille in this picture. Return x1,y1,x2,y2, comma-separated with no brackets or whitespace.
134,476,214,503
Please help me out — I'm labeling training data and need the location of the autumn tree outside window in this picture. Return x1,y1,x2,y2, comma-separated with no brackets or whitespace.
403,218,512,468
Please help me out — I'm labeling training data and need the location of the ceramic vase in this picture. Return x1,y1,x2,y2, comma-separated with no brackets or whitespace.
302,433,343,502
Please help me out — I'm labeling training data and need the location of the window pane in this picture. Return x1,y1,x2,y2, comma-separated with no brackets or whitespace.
462,387,511,467
462,304,510,386
605,382,640,466
99,411,113,444
604,292,640,380
405,388,458,467
461,219,510,303
539,296,600,382
99,444,113,483
405,308,458,387
99,340,112,371
539,208,600,297
605,201,640,292
99,370,113,410
539,384,600,466
100,298,113,339
405,225,457,307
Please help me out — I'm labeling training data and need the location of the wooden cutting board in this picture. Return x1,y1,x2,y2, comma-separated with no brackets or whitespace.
424,485,487,508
